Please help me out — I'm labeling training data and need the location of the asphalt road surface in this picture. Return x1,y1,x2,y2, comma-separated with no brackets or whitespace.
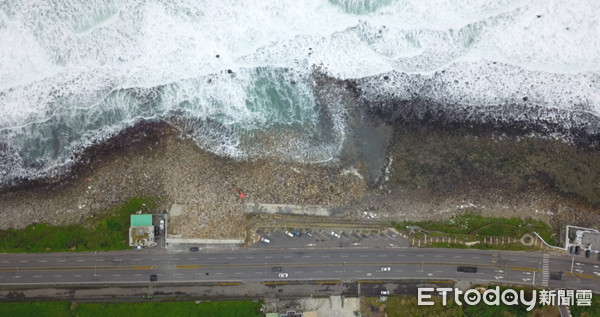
1,247,598,295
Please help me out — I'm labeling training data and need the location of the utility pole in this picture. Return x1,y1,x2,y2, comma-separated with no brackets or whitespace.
571,256,574,274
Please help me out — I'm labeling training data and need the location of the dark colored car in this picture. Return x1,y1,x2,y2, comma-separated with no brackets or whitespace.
272,267,282,272
150,274,157,282
154,226,160,236
190,247,199,252
575,246,581,255
585,250,591,258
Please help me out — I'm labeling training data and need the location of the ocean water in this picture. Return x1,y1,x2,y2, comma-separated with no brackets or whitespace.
1,0,599,186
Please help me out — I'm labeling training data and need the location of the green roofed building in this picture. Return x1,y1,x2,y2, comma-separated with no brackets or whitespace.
131,214,153,227
129,214,156,248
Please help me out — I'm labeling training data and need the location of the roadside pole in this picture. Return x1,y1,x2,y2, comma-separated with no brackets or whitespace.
570,256,574,274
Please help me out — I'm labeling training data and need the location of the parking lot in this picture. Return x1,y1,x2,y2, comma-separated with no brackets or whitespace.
251,228,410,249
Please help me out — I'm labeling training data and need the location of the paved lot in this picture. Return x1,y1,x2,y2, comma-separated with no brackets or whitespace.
252,228,410,249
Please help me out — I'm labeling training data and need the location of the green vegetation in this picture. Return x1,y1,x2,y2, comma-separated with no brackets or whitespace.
389,127,600,204
393,213,557,250
570,295,600,317
0,197,157,253
0,301,263,317
363,286,559,317
0,302,72,317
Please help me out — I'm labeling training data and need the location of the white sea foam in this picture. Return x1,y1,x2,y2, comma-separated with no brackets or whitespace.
0,0,599,184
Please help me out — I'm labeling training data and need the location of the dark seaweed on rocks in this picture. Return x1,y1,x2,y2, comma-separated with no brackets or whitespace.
0,120,170,194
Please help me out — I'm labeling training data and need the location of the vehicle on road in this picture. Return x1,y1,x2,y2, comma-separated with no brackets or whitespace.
292,229,300,236
272,267,282,272
278,273,288,278
457,266,478,273
260,237,271,243
159,219,165,230
381,290,390,295
304,231,313,238
189,247,199,252
149,274,157,282
284,230,294,237
331,231,341,238
380,267,391,272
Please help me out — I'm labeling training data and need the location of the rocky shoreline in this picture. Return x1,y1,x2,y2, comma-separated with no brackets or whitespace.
1,111,598,240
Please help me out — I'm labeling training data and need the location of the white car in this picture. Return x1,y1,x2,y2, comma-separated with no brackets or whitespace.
380,267,391,272
278,273,288,278
381,290,390,295
284,230,294,237
331,231,341,238
159,219,165,230
260,237,270,243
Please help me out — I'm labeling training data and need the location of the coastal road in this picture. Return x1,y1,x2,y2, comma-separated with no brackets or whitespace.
0,247,599,294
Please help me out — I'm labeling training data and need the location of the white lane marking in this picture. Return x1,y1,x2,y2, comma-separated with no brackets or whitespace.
378,255,387,258
215,273,224,275
96,259,104,262
54,275,62,278
74,275,82,278
397,254,405,257
227,257,235,260
33,275,42,278
335,270,344,273
189,258,197,260
19,260,27,263
453,256,462,258
472,256,480,259
208,257,216,260
76,259,85,262
152,258,160,261
355,270,363,273
340,255,348,258
315,271,323,273
435,270,444,273
235,272,242,275
38,260,47,263
134,274,142,277
133,258,141,261
13,276,21,278
283,256,292,258
302,255,311,258
246,257,254,259
265,256,273,259
0,260,8,263
57,259,66,262
321,255,330,258
255,272,263,274
174,273,183,276
114,259,123,261
434,255,443,258
416,255,424,257
295,271,303,274
113,274,121,277
359,255,368,258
